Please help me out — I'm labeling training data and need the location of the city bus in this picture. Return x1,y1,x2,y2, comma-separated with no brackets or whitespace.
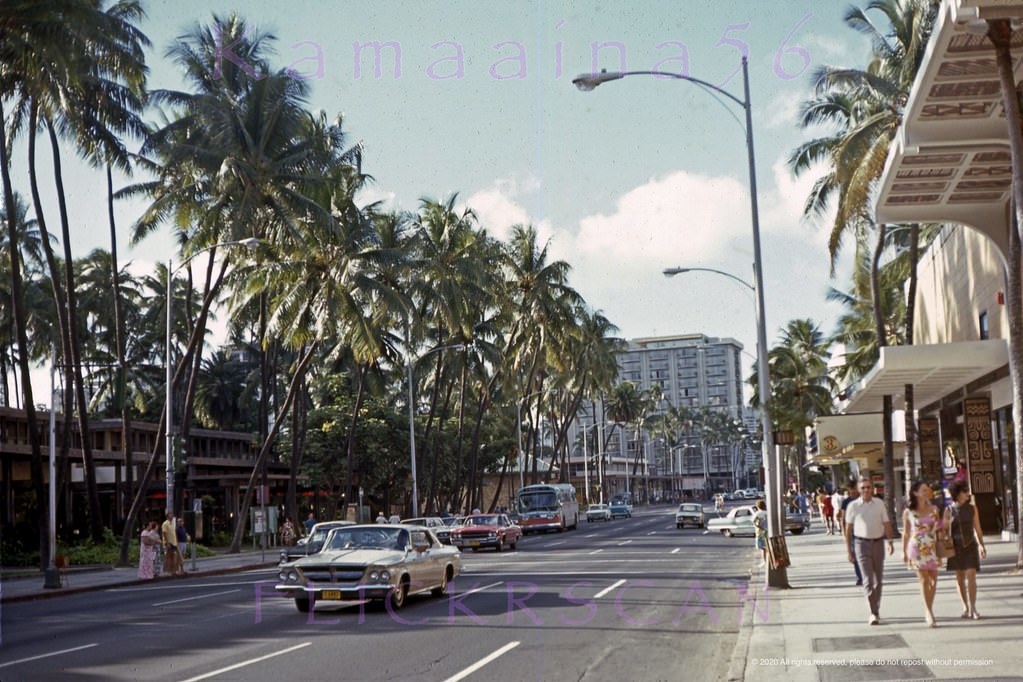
515,483,579,534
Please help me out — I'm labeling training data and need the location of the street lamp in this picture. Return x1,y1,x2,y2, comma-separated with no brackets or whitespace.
407,342,465,517
663,267,754,292
575,58,787,587
166,237,261,518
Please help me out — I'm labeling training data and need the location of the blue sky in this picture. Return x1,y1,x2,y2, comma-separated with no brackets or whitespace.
44,1,875,378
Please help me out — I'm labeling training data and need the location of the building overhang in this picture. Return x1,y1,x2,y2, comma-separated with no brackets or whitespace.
874,0,1023,259
811,413,901,467
841,339,1008,412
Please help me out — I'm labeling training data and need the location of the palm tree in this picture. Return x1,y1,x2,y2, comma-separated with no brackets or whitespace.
789,0,938,526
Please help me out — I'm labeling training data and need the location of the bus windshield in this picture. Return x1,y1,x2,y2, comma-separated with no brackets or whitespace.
518,491,558,512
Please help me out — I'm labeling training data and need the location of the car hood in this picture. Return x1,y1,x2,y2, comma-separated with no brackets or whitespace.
289,547,406,566
453,524,501,533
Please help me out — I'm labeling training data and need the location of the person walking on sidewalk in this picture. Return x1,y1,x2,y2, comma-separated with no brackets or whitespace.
821,489,835,535
161,512,180,576
844,477,894,625
837,480,863,586
753,499,768,567
944,479,987,619
138,521,160,580
175,517,190,575
901,480,942,627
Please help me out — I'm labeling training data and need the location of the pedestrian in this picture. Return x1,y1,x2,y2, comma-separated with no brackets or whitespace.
753,499,768,567
822,489,835,535
943,479,987,619
305,512,316,535
281,515,298,546
175,517,190,575
837,480,863,586
161,512,180,576
901,480,942,627
375,511,387,524
844,477,894,625
388,513,400,524
138,521,160,580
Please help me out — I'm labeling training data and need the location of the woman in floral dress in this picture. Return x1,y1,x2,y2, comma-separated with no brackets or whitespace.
138,521,160,580
901,481,943,627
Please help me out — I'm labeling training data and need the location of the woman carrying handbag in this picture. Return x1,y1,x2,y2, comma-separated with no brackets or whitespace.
944,479,987,619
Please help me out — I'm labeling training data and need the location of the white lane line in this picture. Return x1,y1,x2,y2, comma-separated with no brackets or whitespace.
647,531,657,535
443,641,520,682
593,579,626,599
671,548,681,554
0,643,98,669
153,588,240,607
180,642,312,682
548,541,566,546
588,548,603,555
457,581,503,598
617,539,632,546
585,533,598,538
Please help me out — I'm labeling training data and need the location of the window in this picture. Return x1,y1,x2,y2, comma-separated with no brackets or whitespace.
979,310,989,340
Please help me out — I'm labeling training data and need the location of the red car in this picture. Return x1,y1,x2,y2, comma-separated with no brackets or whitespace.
450,513,522,552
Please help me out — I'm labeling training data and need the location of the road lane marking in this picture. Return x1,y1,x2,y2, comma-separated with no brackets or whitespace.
647,531,657,535
153,588,240,607
180,642,312,682
617,540,632,546
0,643,98,669
456,581,503,598
443,641,520,682
593,579,626,599
671,548,681,554
548,541,566,546
588,548,603,555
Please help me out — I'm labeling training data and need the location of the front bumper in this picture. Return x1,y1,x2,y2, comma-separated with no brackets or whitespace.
676,516,703,525
275,583,395,601
451,536,500,548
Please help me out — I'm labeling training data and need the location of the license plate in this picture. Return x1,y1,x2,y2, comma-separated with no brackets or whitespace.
470,541,480,547
321,590,341,600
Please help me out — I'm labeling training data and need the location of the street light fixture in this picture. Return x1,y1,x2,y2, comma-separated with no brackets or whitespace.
166,237,261,519
407,342,465,517
574,57,787,587
663,266,754,292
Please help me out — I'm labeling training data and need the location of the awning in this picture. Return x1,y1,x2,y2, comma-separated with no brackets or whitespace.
811,413,902,468
874,0,1023,258
841,339,1008,412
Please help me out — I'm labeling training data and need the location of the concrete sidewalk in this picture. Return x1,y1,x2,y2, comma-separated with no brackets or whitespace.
0,548,277,604
731,526,1023,681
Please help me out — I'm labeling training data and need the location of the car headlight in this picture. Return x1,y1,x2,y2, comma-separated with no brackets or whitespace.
369,570,379,582
279,569,299,582
379,570,391,582
488,532,496,538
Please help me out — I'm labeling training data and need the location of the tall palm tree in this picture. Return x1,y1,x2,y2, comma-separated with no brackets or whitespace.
789,0,938,526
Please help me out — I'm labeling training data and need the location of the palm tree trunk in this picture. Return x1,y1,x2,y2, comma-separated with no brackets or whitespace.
107,165,132,528
450,362,468,508
0,98,48,569
989,17,1023,568
871,223,898,528
903,224,920,488
343,365,368,519
229,344,318,553
46,119,103,543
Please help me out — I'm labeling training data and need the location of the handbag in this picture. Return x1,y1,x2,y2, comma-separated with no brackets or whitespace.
937,531,956,559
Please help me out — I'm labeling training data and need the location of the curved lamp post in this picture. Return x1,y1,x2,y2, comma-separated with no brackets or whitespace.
166,237,261,518
574,58,787,587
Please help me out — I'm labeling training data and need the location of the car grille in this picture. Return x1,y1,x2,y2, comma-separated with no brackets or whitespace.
300,565,366,583
457,531,493,541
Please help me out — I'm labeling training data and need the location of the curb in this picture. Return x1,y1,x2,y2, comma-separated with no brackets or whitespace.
0,562,278,605
726,558,760,682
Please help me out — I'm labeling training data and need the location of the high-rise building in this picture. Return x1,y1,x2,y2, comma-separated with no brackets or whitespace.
570,333,758,504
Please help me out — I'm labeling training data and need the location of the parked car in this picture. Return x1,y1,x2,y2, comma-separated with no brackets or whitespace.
450,513,522,551
707,505,809,537
402,516,452,544
609,500,632,519
675,503,705,528
276,524,461,612
585,504,612,522
279,520,355,565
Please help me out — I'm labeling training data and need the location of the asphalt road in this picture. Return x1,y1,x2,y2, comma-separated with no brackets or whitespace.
0,504,755,682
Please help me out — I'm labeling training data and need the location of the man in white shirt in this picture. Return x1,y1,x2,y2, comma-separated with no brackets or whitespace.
844,477,894,625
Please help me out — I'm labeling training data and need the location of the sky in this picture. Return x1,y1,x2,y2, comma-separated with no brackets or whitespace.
18,0,875,391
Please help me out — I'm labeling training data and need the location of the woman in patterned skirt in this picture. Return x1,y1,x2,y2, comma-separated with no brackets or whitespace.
944,479,987,619
901,480,942,627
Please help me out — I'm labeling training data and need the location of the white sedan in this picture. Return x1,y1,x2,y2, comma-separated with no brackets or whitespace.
585,504,612,522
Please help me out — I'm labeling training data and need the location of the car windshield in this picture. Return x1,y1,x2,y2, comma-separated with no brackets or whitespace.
680,504,701,512
465,515,500,526
588,505,607,511
518,492,557,512
324,527,408,551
